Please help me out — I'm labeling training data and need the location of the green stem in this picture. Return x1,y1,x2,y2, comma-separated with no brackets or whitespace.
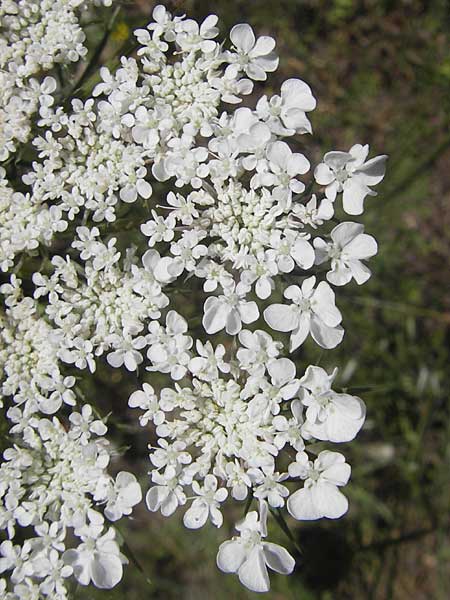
270,508,302,556
67,5,122,100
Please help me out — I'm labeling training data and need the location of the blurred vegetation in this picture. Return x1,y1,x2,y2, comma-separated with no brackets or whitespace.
4,0,450,598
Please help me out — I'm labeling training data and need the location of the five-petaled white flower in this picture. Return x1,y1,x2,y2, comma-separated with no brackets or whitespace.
183,475,228,529
287,451,351,520
216,507,295,592
264,276,344,350
314,221,378,286
228,24,279,81
203,283,259,335
314,144,387,214
299,366,366,442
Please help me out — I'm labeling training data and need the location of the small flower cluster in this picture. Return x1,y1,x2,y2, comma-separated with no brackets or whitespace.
0,414,141,599
0,279,141,598
35,229,169,374
0,3,387,596
0,166,68,273
0,0,111,162
0,0,112,270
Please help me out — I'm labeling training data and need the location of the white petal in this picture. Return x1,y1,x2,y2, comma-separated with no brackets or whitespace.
342,179,370,215
312,282,342,327
263,542,295,574
256,277,272,299
331,221,364,248
287,487,322,520
291,238,315,269
322,462,351,487
313,413,363,443
290,312,311,351
314,163,334,186
238,301,260,324
300,365,332,392
281,79,316,110
310,319,344,349
324,151,351,170
356,154,388,185
333,394,365,419
268,358,296,385
283,108,312,133
326,263,352,286
238,546,270,593
183,501,209,529
288,153,310,176
246,62,268,81
216,540,247,573
226,308,242,335
136,179,152,199
146,486,166,512
106,351,124,369
312,483,348,519
202,302,229,334
119,185,137,203
345,233,378,260
230,24,255,53
251,36,276,57
264,304,298,332
349,260,372,285
91,553,123,589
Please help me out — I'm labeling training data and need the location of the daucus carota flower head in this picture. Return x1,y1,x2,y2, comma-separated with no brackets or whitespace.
0,2,387,596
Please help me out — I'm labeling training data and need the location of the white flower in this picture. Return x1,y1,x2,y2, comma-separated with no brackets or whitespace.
247,358,299,419
273,399,305,451
176,15,219,53
287,451,351,520
146,466,187,517
183,475,228,529
237,329,282,376
107,335,147,371
314,222,378,286
104,472,142,522
63,527,125,589
266,229,315,273
216,509,295,592
150,440,192,473
128,383,165,426
252,141,310,193
203,283,259,335
228,24,278,80
257,78,316,135
119,166,152,203
291,194,334,228
69,405,107,445
252,468,289,508
299,366,366,442
264,276,344,350
314,144,387,214
141,211,176,246
188,341,230,381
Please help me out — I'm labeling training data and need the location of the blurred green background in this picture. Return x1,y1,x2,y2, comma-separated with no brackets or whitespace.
13,0,450,598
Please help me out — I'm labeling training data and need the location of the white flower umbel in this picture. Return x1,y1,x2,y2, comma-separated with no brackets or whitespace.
0,2,387,595
0,415,140,596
